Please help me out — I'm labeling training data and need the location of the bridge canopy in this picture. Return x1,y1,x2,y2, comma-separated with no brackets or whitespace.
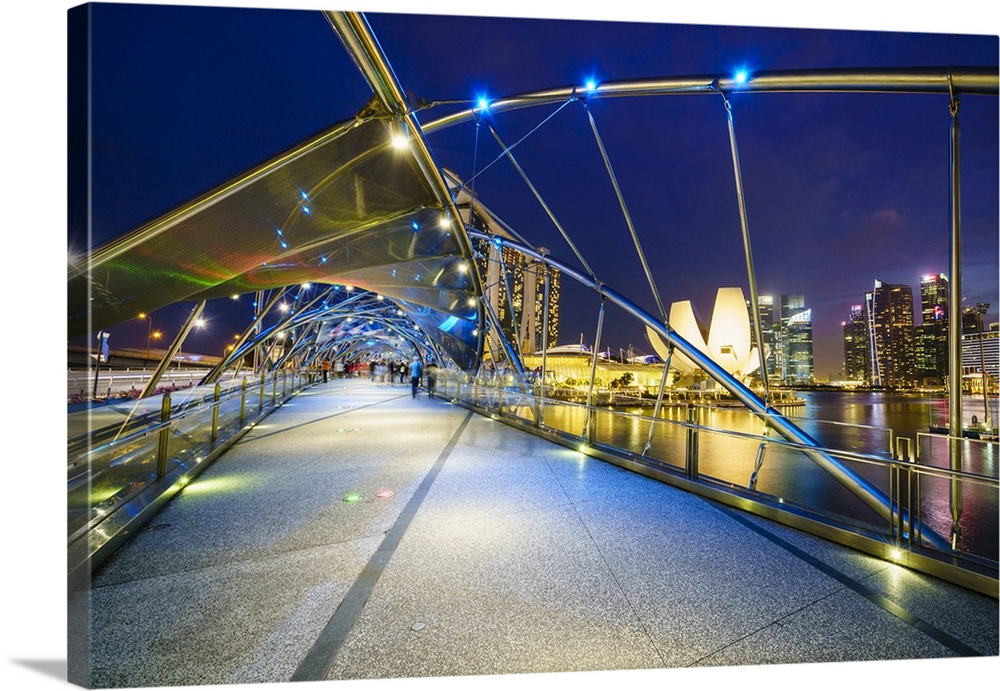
68,105,484,371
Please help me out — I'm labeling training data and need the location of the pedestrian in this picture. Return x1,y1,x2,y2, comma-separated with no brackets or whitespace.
409,356,423,398
425,360,438,397
322,358,331,383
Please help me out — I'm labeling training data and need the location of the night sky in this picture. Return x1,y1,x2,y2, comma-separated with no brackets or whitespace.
73,1,998,380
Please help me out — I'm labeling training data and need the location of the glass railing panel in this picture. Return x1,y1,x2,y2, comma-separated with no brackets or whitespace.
781,411,894,459
911,468,998,562
500,387,537,424
538,398,588,439
68,373,307,553
215,388,247,439
693,421,887,525
590,407,685,463
638,415,688,470
912,433,999,561
68,432,160,538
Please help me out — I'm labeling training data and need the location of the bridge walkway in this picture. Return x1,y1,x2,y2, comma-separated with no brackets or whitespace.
69,380,998,689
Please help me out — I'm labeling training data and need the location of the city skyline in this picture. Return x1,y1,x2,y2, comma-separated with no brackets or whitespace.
67,3,998,381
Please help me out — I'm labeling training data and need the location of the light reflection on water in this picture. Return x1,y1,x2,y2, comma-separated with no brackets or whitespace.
536,390,997,562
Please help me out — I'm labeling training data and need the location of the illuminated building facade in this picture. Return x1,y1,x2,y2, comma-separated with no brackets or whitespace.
748,294,779,386
865,280,916,388
915,273,949,385
460,205,560,358
842,304,871,382
479,242,561,354
779,294,814,385
962,327,999,394
449,169,561,359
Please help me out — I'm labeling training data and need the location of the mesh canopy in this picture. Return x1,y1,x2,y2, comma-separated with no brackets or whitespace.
68,112,484,370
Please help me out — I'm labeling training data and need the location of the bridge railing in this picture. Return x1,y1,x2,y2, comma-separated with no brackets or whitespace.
433,369,999,597
67,368,317,589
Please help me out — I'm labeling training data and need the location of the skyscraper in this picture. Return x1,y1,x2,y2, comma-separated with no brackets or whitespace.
842,304,870,382
748,294,778,386
779,294,814,385
915,273,949,385
865,280,917,388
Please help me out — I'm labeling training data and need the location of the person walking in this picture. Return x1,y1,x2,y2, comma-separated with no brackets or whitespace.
409,356,423,398
321,358,331,383
425,360,438,397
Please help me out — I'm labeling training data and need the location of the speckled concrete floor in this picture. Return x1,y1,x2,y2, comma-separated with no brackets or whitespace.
71,380,998,689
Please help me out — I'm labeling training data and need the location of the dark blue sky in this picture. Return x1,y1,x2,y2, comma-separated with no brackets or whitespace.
73,1,998,378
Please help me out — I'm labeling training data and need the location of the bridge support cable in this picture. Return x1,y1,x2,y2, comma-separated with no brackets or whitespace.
463,99,575,191
581,102,668,323
715,85,775,489
581,101,679,457
112,300,208,442
947,76,965,550
485,122,599,283
470,229,950,550
642,344,675,457
582,296,607,443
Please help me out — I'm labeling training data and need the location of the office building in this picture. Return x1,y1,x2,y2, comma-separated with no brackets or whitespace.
780,294,814,385
915,273,949,385
865,280,917,388
842,304,871,382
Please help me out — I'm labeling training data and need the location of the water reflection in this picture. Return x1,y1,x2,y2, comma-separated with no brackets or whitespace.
534,390,997,562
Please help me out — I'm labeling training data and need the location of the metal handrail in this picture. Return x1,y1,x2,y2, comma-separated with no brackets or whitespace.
68,369,315,588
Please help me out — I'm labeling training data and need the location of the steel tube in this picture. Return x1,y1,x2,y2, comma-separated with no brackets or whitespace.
423,68,997,135
948,94,964,548
325,11,487,364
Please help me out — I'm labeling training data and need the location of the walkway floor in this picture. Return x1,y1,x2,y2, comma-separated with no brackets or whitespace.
70,380,998,690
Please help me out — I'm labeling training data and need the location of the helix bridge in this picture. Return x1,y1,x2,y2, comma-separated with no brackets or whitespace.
68,11,999,597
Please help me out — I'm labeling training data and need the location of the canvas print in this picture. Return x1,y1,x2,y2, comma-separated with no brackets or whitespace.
64,2,997,690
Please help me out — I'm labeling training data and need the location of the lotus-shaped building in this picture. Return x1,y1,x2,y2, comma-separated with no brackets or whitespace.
646,287,762,385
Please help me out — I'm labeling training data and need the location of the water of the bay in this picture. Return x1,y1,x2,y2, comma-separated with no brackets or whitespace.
534,390,998,562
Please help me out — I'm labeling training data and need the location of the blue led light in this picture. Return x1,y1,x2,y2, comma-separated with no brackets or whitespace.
493,236,502,248
585,78,597,92
411,221,419,233
439,316,459,332
302,206,311,215
734,69,749,84
477,96,490,111
301,191,310,201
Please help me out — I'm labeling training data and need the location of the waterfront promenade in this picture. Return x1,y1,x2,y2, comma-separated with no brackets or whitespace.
65,380,997,690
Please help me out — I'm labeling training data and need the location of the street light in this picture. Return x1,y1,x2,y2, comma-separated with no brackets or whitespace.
138,312,153,360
